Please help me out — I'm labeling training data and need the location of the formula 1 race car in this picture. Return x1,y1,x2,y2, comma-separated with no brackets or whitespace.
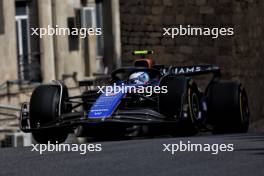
20,50,250,143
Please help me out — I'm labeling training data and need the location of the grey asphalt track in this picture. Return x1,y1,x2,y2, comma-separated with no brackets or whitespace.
0,133,264,176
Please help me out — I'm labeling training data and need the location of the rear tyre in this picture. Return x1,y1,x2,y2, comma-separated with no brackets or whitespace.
207,82,249,133
30,85,70,144
159,76,201,136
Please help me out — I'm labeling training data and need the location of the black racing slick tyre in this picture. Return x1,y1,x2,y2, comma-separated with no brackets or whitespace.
159,76,201,136
207,82,249,133
30,85,70,144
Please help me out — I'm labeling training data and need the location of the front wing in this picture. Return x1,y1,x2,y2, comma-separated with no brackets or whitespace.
20,103,180,132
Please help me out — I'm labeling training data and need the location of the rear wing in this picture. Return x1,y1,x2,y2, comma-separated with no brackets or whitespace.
157,64,221,78
130,50,220,78
155,64,221,89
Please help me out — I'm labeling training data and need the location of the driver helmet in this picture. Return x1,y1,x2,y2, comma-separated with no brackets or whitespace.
129,72,150,84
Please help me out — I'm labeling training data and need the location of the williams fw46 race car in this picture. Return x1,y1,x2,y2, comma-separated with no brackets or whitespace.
20,50,250,144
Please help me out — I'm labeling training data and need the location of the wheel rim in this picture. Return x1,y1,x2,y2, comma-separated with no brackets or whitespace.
240,89,249,123
188,88,200,123
191,93,200,120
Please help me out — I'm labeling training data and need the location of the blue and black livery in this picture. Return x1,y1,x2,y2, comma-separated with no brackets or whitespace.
20,50,250,144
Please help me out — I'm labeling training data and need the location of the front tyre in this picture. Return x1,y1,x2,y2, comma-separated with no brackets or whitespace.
159,76,201,136
30,85,69,143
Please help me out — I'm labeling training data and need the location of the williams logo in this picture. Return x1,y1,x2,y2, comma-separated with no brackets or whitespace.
161,66,201,75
